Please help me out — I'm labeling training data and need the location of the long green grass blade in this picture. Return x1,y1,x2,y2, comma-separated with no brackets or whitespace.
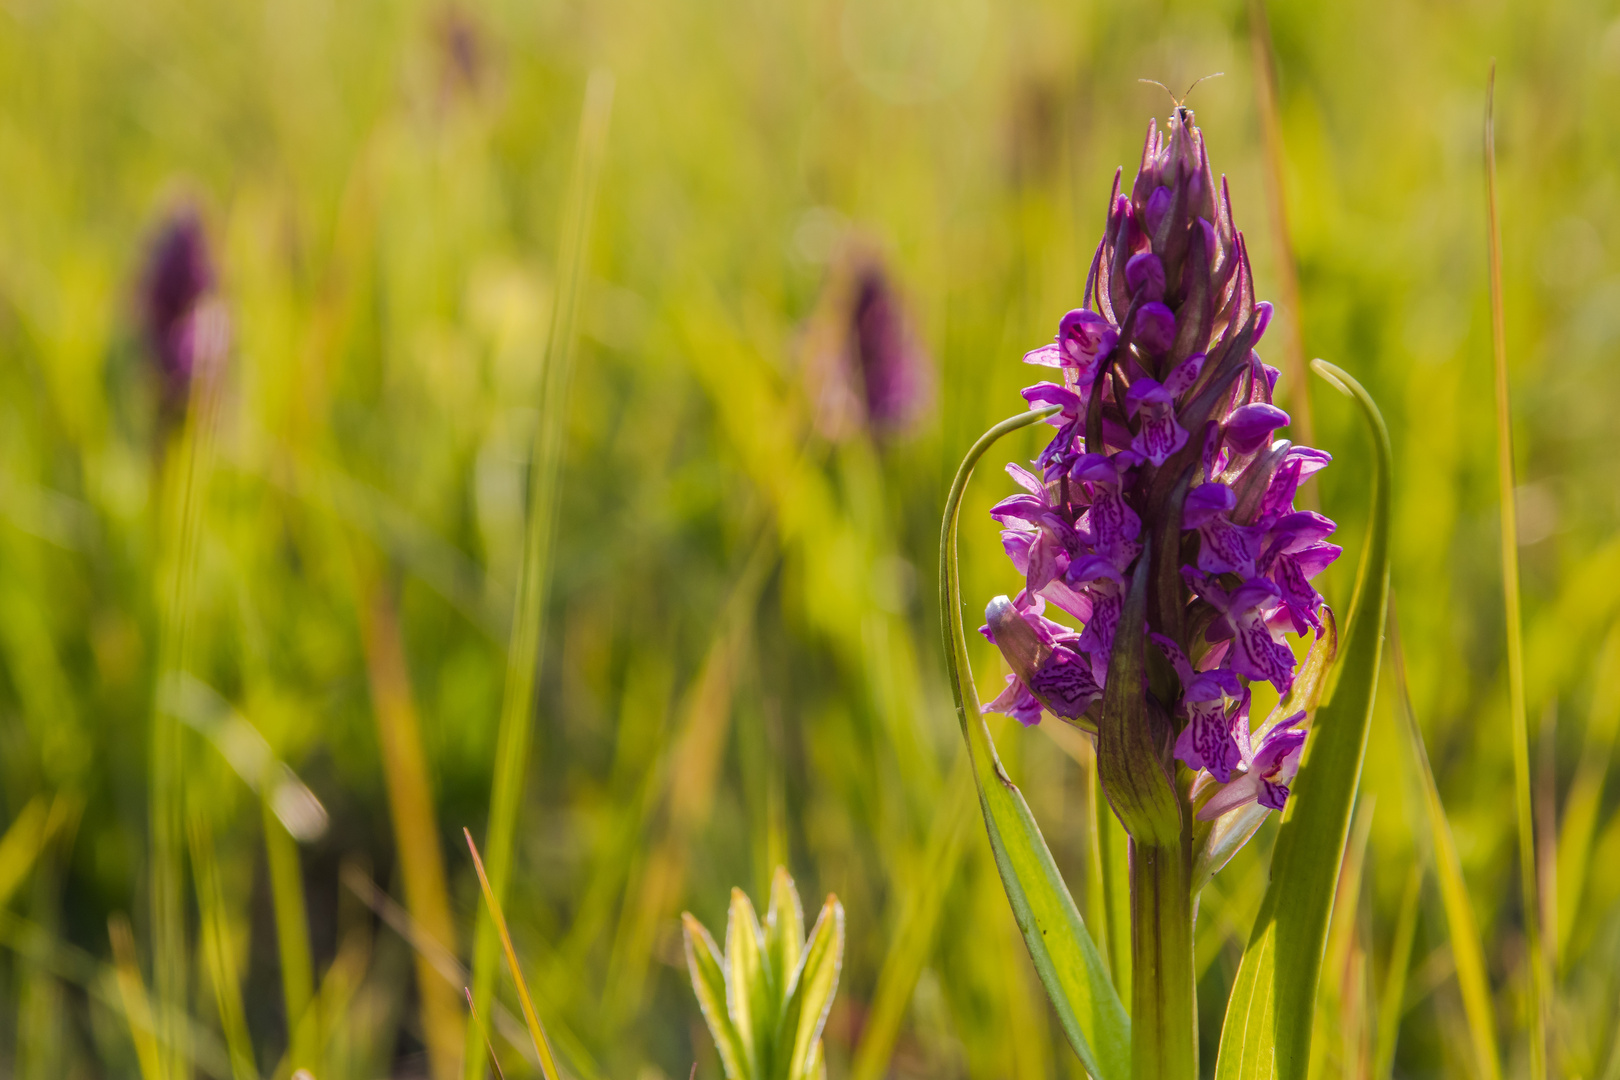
939,405,1129,1080
1214,359,1390,1080
1388,605,1501,1080
1485,63,1548,1080
465,68,615,1080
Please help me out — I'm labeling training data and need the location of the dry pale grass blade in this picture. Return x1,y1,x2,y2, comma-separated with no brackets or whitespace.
465,828,563,1080
109,914,164,1080
1485,62,1549,1080
360,586,464,1080
1389,605,1501,1080
1554,624,1620,968
467,69,615,1080
1373,865,1423,1079
187,814,259,1080
465,987,506,1080
340,864,545,1070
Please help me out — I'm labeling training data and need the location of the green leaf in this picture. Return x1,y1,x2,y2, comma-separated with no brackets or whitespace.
1096,551,1181,845
684,913,748,1080
939,406,1131,1080
774,895,844,1080
764,867,805,1013
1213,359,1391,1080
727,888,772,1079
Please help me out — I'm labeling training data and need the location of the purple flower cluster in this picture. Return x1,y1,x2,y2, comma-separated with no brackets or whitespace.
141,207,219,419
981,110,1339,817
805,239,933,443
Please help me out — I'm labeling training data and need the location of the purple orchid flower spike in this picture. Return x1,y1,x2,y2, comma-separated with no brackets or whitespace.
981,105,1340,828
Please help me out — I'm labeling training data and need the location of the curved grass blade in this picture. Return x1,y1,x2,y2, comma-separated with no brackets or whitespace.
1214,359,1390,1080
939,405,1129,1080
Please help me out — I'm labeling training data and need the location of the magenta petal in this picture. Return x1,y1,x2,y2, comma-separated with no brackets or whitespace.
1252,301,1273,343
1183,481,1235,527
1163,352,1206,396
1069,452,1118,484
1022,381,1081,419
1029,646,1102,719
1197,517,1260,577
1125,252,1166,302
1124,376,1172,415
1150,632,1195,684
1132,412,1189,466
1225,403,1291,455
1135,302,1176,355
1023,342,1063,367
1197,773,1262,821
1252,721,1307,774
1059,309,1118,376
1005,462,1047,495
1144,186,1173,236
986,674,1045,726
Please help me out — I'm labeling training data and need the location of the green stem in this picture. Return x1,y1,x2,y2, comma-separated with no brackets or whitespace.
1130,834,1198,1080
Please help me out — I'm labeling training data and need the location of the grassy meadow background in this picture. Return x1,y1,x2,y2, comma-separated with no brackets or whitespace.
3,0,1620,1075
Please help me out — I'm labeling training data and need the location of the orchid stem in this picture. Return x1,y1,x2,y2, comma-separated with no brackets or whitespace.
1130,833,1198,1080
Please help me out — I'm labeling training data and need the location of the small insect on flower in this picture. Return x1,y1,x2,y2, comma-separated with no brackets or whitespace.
981,102,1339,828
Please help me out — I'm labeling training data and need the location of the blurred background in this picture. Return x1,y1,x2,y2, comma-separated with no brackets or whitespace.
2,0,1620,1076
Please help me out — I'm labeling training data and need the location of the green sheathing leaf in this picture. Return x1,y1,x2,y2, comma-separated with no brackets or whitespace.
939,407,1130,1080
1214,361,1390,1080
684,914,748,1080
